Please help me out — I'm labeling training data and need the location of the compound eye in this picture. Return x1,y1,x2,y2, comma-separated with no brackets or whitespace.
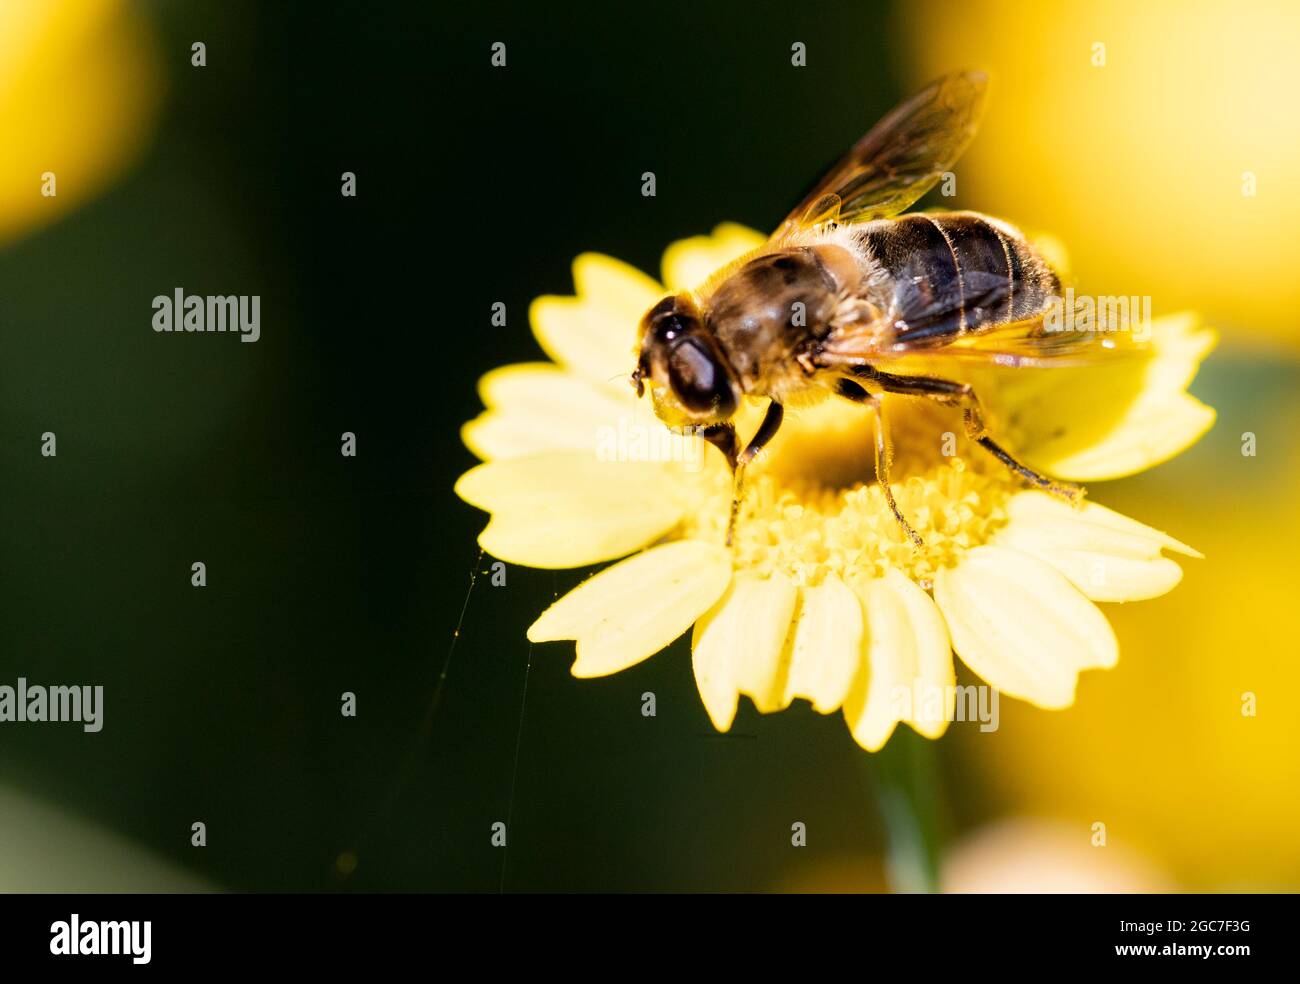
650,312,693,346
667,338,737,418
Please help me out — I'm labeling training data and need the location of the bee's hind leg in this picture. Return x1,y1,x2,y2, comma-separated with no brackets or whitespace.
700,402,784,547
851,366,1086,505
834,379,924,547
961,403,1085,505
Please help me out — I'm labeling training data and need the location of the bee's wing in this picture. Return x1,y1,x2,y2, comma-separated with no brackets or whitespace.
774,71,989,238
902,316,1150,368
824,313,1150,369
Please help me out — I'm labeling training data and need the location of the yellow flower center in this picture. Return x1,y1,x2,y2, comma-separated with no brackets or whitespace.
676,395,1018,586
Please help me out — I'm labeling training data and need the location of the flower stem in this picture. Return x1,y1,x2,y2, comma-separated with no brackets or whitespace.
870,728,947,893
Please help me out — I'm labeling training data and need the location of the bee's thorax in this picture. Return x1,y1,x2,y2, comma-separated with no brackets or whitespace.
703,244,860,396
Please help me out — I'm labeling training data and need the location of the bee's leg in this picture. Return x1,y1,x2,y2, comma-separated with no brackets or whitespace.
698,422,744,545
961,402,1086,504
835,379,924,547
702,402,784,547
698,422,738,471
852,366,1086,504
738,400,785,468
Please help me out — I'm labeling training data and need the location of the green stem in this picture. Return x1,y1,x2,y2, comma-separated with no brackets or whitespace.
870,728,947,894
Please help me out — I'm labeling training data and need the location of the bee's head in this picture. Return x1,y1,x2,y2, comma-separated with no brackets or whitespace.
633,293,739,426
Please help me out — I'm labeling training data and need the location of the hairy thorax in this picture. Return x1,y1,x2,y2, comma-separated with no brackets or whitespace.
701,241,866,400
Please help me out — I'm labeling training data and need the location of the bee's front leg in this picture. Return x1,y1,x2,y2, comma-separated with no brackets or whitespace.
738,400,784,468
698,422,738,471
699,402,785,547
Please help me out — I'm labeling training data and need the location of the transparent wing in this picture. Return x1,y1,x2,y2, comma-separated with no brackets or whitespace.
821,312,1151,369
899,315,1150,368
774,71,990,238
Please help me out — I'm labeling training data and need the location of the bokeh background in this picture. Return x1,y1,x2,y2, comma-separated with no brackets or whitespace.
1,0,1296,892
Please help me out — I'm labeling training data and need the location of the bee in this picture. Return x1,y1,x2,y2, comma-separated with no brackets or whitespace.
631,71,1127,546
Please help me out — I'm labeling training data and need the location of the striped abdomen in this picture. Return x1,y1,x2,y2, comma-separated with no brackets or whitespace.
859,211,1060,346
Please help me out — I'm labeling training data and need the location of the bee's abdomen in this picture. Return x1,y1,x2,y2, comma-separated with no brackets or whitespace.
860,212,1061,346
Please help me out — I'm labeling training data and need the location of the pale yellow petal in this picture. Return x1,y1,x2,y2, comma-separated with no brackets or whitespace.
1142,312,1218,392
934,546,1118,709
845,569,954,751
783,576,864,713
572,251,664,313
691,573,798,731
455,452,683,568
529,254,662,386
995,491,1195,602
528,540,731,678
461,362,636,460
477,362,631,419
1002,491,1200,557
991,314,1218,481
999,534,1183,603
661,223,768,292
1032,393,1215,481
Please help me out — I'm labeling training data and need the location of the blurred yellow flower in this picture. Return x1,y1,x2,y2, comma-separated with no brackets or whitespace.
0,0,162,246
906,0,1300,342
900,0,1300,884
456,224,1215,750
940,817,1175,893
967,464,1300,888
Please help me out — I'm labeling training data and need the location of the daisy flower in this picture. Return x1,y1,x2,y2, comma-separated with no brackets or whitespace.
456,223,1215,751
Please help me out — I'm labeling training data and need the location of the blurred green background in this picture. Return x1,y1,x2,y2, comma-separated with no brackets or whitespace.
1,0,1296,892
